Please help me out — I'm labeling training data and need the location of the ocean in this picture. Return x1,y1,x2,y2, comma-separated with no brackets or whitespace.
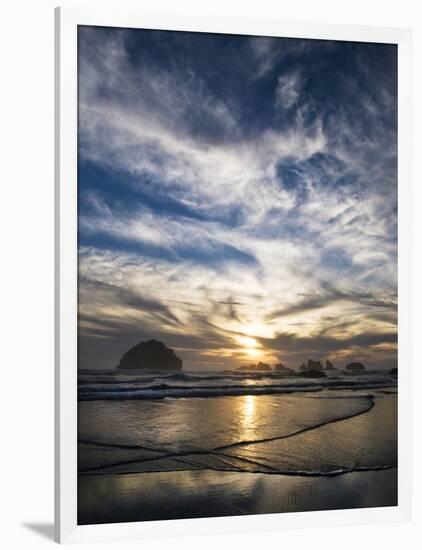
77,369,397,524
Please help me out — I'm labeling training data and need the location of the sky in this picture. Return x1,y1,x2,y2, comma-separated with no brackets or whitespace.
77,26,397,371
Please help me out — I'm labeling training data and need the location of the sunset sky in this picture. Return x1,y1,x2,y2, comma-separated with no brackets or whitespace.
77,26,397,371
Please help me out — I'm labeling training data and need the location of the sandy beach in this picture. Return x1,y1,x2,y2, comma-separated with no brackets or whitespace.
78,382,397,524
78,467,397,525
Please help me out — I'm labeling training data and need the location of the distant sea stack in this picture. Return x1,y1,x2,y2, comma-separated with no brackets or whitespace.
300,359,323,371
274,363,293,373
299,369,327,378
325,360,336,371
117,340,183,371
345,362,366,373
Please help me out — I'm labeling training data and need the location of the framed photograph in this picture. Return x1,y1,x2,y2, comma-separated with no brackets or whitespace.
55,6,412,544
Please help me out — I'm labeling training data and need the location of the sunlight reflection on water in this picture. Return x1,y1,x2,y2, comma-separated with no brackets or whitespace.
241,395,256,435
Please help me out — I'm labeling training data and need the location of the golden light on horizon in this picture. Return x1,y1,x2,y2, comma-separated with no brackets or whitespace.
245,347,260,358
236,335,263,359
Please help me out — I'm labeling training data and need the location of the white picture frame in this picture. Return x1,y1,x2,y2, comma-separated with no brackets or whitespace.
55,6,412,544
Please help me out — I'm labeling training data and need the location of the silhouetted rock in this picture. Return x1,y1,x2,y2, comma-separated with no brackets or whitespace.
257,362,272,370
274,363,293,373
389,367,398,376
345,362,366,373
325,360,336,370
299,369,327,378
300,359,323,371
117,340,182,371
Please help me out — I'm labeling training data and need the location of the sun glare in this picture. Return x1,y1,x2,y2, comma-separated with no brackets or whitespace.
245,347,260,358
236,335,262,359
238,335,258,348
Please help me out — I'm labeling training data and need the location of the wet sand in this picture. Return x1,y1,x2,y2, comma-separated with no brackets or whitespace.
78,467,397,524
77,392,397,525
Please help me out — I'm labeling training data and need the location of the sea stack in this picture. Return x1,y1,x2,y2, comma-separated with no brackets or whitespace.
274,363,293,373
325,360,336,370
345,362,366,373
300,359,323,371
299,369,327,378
117,339,183,371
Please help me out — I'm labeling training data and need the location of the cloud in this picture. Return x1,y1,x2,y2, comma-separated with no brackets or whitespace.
274,70,302,110
77,27,397,370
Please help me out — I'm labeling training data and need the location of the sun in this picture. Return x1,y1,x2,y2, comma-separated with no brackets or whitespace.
237,335,258,349
236,335,261,359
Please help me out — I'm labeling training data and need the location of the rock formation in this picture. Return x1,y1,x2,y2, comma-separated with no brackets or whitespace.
345,362,366,373
237,365,254,371
325,360,336,370
274,363,293,373
117,340,183,371
300,359,323,371
299,369,327,378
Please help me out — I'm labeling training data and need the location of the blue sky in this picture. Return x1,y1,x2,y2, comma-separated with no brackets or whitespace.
77,26,397,370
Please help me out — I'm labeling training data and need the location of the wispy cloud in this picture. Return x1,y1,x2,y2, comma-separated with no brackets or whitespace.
77,27,397,370
274,70,302,110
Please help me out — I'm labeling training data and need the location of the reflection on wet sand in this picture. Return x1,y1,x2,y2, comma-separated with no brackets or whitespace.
78,392,372,457
78,393,397,524
78,468,397,525
240,395,257,437
222,394,397,474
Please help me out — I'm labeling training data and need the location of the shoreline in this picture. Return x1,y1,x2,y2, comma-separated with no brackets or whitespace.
77,390,397,525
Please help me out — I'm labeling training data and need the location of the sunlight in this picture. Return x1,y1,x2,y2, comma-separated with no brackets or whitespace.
237,335,258,349
243,395,256,423
242,323,275,339
236,335,263,359
244,347,260,358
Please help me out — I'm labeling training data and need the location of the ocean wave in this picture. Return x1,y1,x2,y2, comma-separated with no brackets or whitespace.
78,380,395,401
78,371,298,385
78,368,396,401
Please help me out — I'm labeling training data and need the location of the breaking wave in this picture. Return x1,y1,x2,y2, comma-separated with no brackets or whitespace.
78,369,397,401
